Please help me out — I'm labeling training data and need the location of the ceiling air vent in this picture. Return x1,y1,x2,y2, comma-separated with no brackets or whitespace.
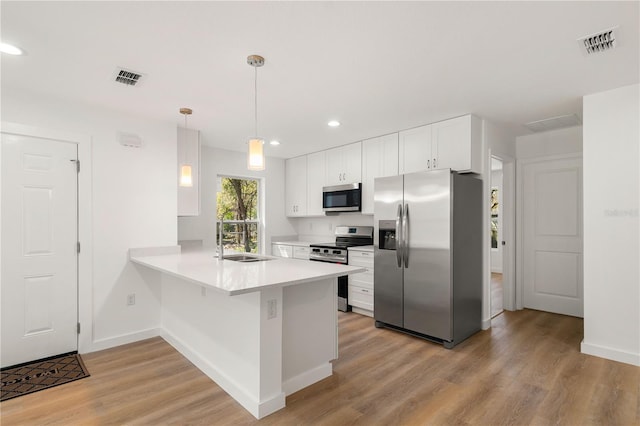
114,68,143,86
524,114,582,133
578,28,617,55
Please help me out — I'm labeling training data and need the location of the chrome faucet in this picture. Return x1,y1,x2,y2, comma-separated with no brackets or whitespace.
217,218,224,259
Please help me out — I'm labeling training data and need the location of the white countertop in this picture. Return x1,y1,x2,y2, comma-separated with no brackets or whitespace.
349,245,374,252
271,240,313,247
129,248,365,296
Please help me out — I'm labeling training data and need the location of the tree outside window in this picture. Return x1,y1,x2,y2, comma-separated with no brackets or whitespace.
491,187,499,249
216,177,259,253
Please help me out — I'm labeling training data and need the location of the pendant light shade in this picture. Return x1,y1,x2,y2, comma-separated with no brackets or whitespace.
247,55,265,171
180,165,193,186
179,107,193,187
248,138,265,171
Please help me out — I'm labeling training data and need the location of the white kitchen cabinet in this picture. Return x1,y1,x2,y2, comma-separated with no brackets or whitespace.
177,127,200,216
293,246,310,260
399,124,433,174
348,249,374,316
272,243,310,260
285,156,307,217
399,115,481,175
272,243,293,258
306,151,326,216
431,114,482,174
361,133,399,214
325,142,362,186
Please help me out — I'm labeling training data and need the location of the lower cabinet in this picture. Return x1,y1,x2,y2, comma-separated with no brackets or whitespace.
292,246,310,260
272,243,293,258
272,243,310,260
348,249,374,316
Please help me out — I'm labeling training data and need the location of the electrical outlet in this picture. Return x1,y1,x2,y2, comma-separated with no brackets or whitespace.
127,293,136,306
267,299,277,319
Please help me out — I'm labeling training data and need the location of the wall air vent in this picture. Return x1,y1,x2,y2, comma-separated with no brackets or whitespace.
114,68,143,86
524,114,582,133
578,28,617,55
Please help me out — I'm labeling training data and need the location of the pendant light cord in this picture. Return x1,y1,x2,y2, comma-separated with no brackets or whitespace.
184,112,188,160
254,65,258,138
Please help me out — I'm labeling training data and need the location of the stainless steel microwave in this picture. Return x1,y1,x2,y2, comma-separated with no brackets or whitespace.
322,183,362,212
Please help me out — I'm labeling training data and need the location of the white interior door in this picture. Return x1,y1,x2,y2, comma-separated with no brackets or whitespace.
522,156,583,317
1,134,78,367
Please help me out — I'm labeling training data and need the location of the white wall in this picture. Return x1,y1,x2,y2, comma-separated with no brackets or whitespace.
2,87,177,352
582,83,639,366
516,126,582,159
177,145,295,251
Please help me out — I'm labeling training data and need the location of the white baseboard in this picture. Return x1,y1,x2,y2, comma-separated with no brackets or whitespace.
86,327,161,353
482,318,492,330
351,307,373,317
581,341,640,367
161,329,285,419
282,362,332,396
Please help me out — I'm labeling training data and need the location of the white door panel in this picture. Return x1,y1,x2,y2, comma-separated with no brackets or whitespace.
1,134,78,367
522,156,583,317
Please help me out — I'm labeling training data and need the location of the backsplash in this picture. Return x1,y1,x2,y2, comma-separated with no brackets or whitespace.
293,214,374,241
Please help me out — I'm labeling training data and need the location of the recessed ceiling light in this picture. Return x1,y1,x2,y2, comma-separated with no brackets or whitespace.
328,120,341,127
270,140,280,146
0,43,24,55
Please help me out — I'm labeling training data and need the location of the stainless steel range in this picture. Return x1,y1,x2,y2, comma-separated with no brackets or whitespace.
310,226,373,312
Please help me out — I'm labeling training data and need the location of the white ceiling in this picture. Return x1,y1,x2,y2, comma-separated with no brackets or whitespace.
2,1,638,159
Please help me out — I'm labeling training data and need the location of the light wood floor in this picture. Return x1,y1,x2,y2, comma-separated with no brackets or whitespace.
2,310,638,425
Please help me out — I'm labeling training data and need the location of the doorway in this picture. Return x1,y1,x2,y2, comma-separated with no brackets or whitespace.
490,157,504,317
1,133,79,367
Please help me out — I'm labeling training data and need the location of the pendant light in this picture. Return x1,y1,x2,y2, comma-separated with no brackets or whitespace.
179,107,193,187
247,54,265,171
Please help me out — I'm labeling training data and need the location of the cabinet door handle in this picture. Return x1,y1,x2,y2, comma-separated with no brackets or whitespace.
362,289,369,293
433,158,437,168
427,159,430,169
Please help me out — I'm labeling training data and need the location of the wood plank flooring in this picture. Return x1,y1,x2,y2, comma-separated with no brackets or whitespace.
1,309,638,425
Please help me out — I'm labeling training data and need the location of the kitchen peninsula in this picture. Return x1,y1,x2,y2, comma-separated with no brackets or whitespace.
129,247,365,419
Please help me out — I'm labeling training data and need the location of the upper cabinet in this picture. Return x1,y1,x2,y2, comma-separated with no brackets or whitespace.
325,142,362,186
284,114,482,218
177,127,200,216
431,114,481,173
399,115,481,175
361,133,399,214
306,151,326,216
285,156,307,217
399,124,432,175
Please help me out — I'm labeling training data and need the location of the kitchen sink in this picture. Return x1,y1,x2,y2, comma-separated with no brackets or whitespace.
222,254,272,262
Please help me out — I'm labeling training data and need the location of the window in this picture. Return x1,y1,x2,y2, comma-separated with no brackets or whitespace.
216,177,260,253
491,187,499,249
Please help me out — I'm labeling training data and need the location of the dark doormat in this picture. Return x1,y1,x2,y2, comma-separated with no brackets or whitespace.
1,352,90,402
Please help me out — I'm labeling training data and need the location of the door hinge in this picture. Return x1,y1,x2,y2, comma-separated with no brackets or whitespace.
77,242,81,253
77,323,81,334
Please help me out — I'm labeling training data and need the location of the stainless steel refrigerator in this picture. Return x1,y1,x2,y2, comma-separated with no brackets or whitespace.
374,169,482,348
